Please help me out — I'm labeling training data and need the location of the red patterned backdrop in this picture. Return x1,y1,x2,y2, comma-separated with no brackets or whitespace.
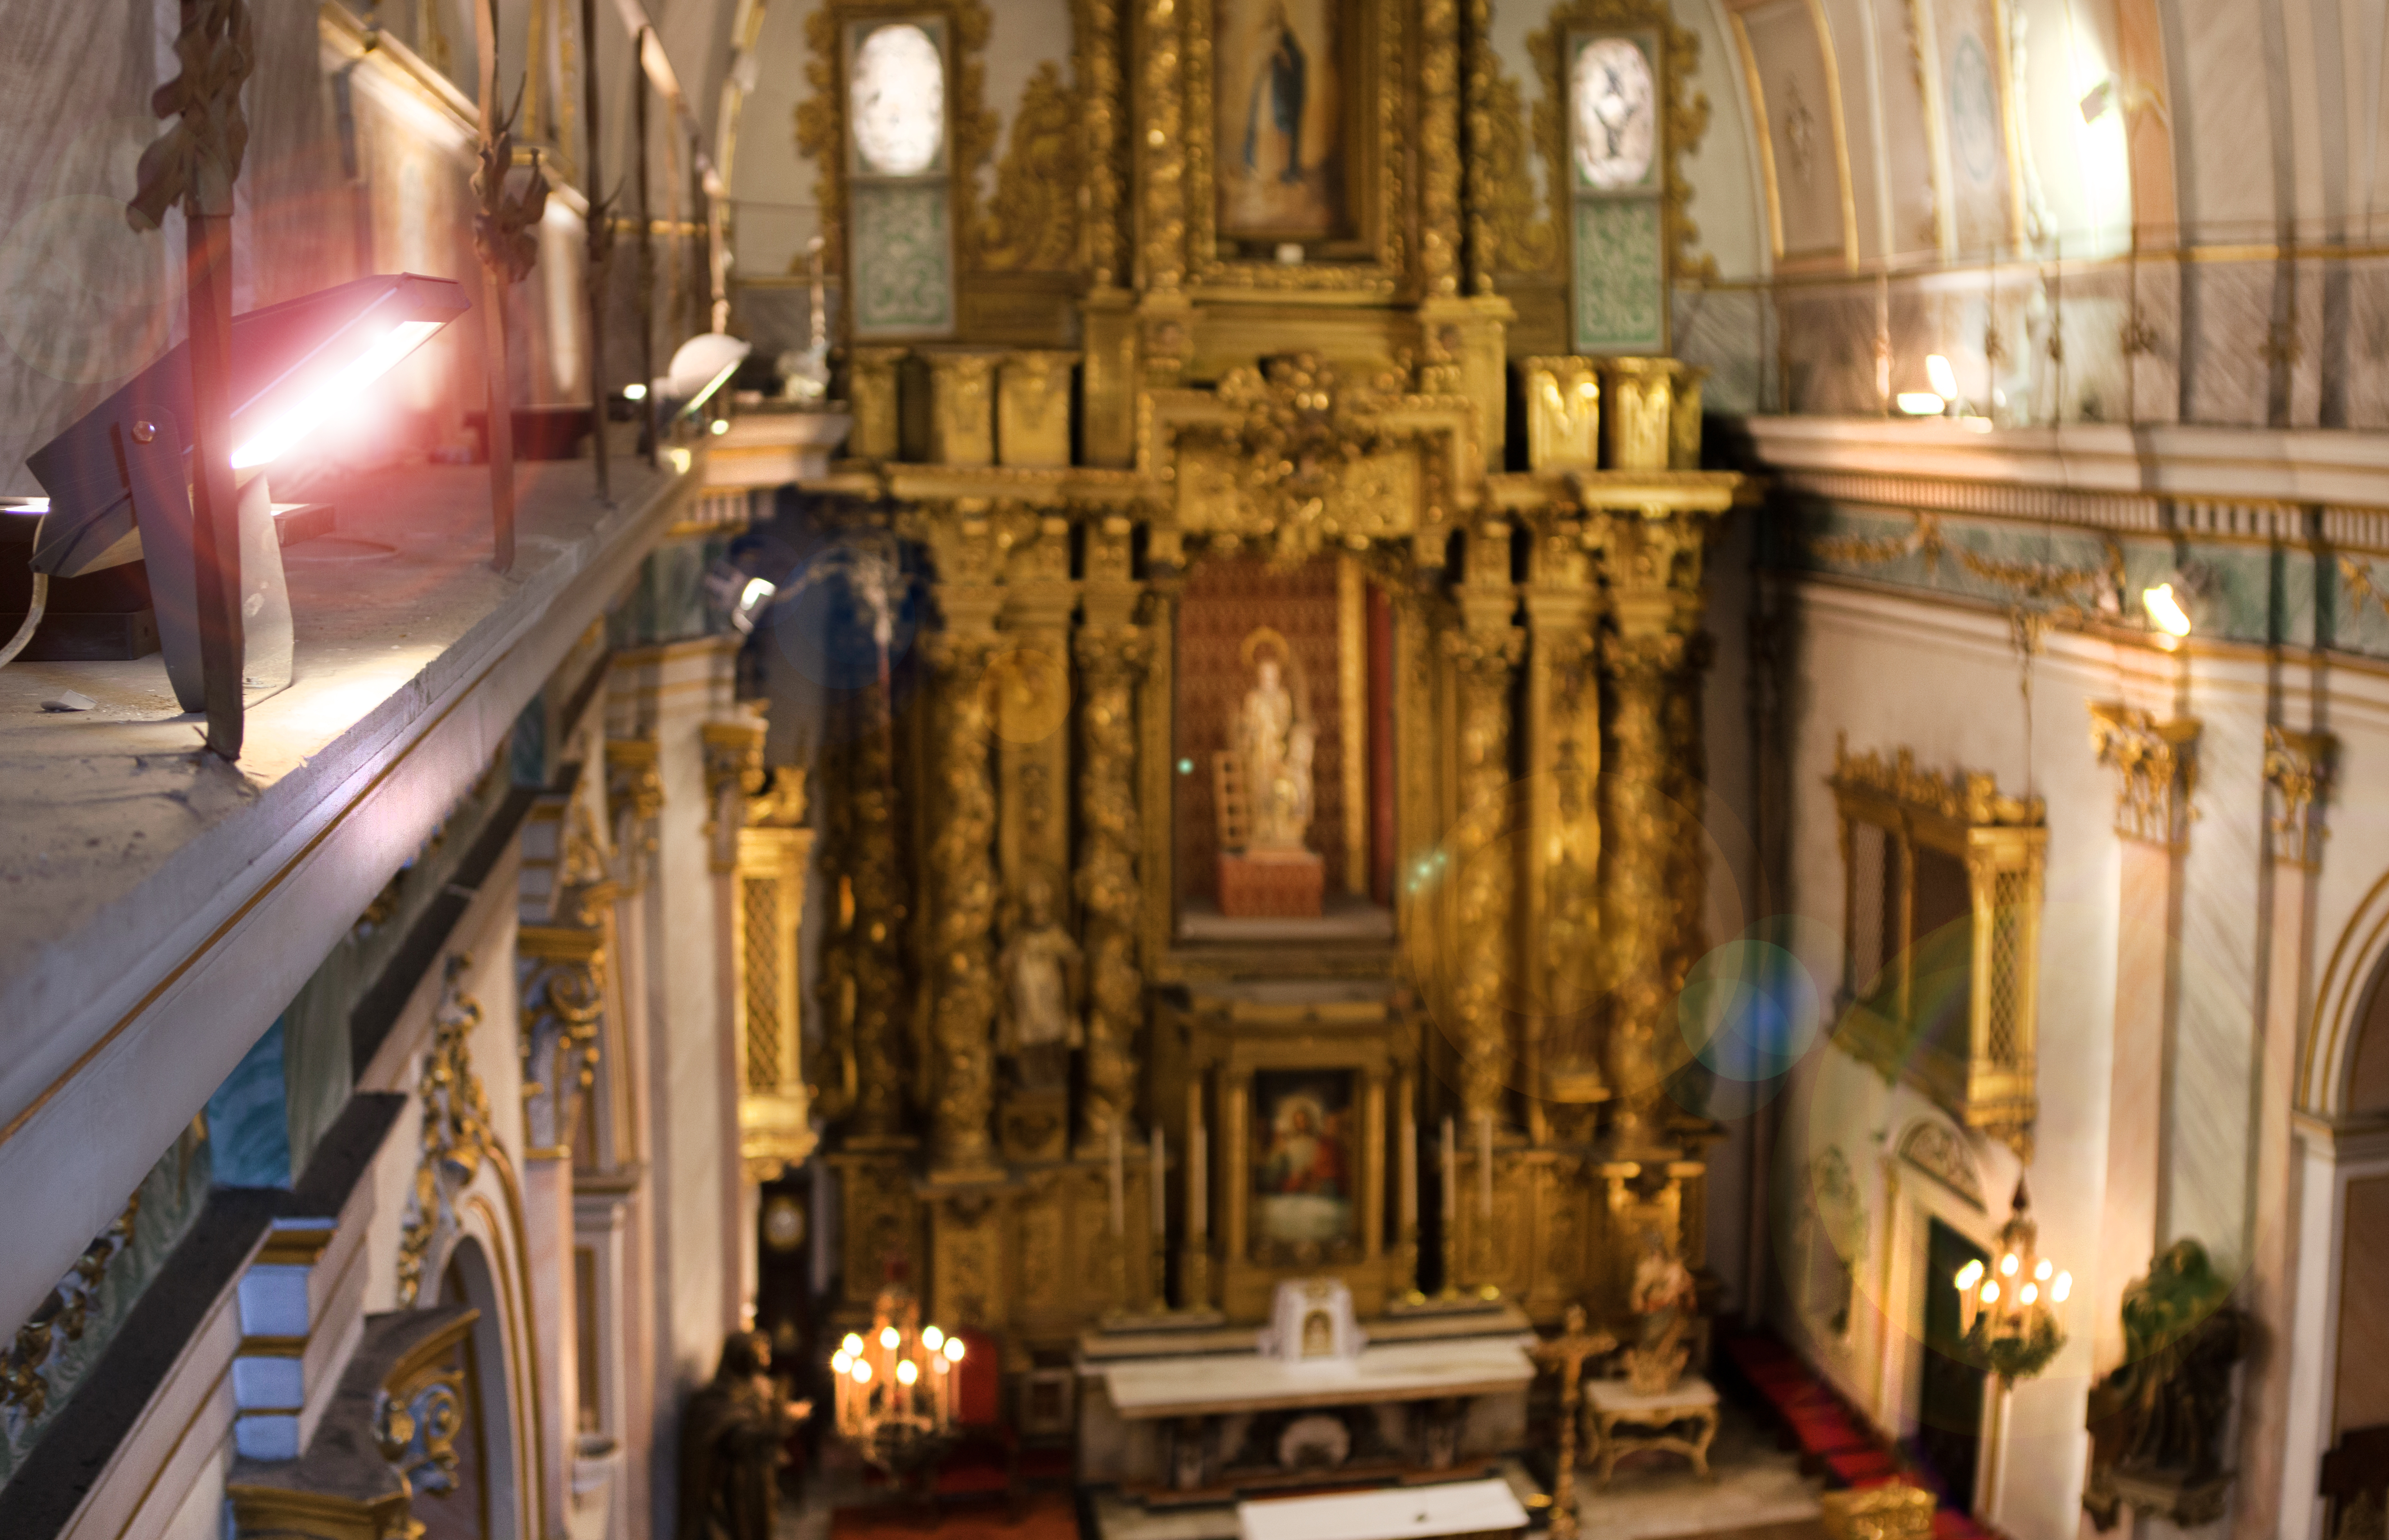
1174,555,1348,901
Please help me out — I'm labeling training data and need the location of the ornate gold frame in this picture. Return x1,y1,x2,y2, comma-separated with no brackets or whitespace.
1178,987,1407,1319
1181,0,1409,295
795,0,997,333
1828,739,2044,1157
1527,0,1718,286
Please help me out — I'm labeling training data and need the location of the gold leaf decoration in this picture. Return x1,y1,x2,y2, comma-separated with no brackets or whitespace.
973,61,1084,272
1476,58,1557,277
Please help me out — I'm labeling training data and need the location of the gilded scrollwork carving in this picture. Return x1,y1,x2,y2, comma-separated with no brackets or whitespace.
1075,625,1152,1152
517,926,605,1158
1078,0,1125,287
2262,725,2333,869
1419,0,1463,298
1139,0,1187,292
1527,0,1716,283
1468,14,1557,282
398,957,497,1307
375,1362,468,1499
974,63,1083,272
2088,703,2200,848
926,631,1003,1175
1162,356,1476,564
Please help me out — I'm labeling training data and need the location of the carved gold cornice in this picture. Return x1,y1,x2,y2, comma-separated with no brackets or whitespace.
2088,703,2201,847
2263,726,2333,869
398,958,496,1307
1829,737,2044,830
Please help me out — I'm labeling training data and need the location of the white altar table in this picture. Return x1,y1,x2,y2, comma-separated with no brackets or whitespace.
1101,1338,1536,1420
1236,1478,1531,1540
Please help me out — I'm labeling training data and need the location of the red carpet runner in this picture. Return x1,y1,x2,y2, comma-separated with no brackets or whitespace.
1720,1333,1996,1540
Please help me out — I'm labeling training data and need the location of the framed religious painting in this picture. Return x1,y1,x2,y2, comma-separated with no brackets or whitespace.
1212,0,1353,242
1186,0,1402,288
1250,1067,1359,1260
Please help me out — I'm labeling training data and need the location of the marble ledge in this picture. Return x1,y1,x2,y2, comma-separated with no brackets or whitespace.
1733,414,2389,510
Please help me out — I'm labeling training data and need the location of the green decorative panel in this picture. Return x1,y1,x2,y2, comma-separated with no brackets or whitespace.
851,183,954,337
1572,198,1664,353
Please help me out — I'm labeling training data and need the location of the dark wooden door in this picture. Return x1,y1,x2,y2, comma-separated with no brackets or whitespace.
1917,1217,1989,1510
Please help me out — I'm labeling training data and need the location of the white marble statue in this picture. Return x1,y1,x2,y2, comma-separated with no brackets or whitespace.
1236,648,1316,852
998,875,1082,1091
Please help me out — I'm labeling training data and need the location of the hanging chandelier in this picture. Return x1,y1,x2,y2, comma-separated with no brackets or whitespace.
831,1281,967,1479
1956,1179,2069,1383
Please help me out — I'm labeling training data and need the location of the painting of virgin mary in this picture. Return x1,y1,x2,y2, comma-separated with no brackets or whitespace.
1215,0,1346,238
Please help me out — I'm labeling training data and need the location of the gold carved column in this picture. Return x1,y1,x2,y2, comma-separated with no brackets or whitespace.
995,515,1075,892
1447,520,1523,1134
926,581,1004,1180
1525,523,1606,1137
1584,494,1720,1158
1076,517,1149,1152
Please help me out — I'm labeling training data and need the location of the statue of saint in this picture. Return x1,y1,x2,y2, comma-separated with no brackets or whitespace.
677,1332,811,1540
998,874,1082,1091
1235,642,1316,853
1623,1228,1698,1394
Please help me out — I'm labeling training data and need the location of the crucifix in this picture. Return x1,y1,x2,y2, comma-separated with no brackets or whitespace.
1532,1304,1616,1540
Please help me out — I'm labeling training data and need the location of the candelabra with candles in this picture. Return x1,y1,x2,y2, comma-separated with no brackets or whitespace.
829,1282,967,1483
1956,1180,2069,1385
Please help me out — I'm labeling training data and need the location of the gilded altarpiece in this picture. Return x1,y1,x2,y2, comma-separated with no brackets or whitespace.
799,333,1739,1349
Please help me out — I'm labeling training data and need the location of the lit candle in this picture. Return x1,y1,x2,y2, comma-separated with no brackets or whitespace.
1400,1116,1417,1234
1109,1122,1126,1236
1478,1112,1494,1228
1190,1116,1208,1241
1151,1125,1167,1239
